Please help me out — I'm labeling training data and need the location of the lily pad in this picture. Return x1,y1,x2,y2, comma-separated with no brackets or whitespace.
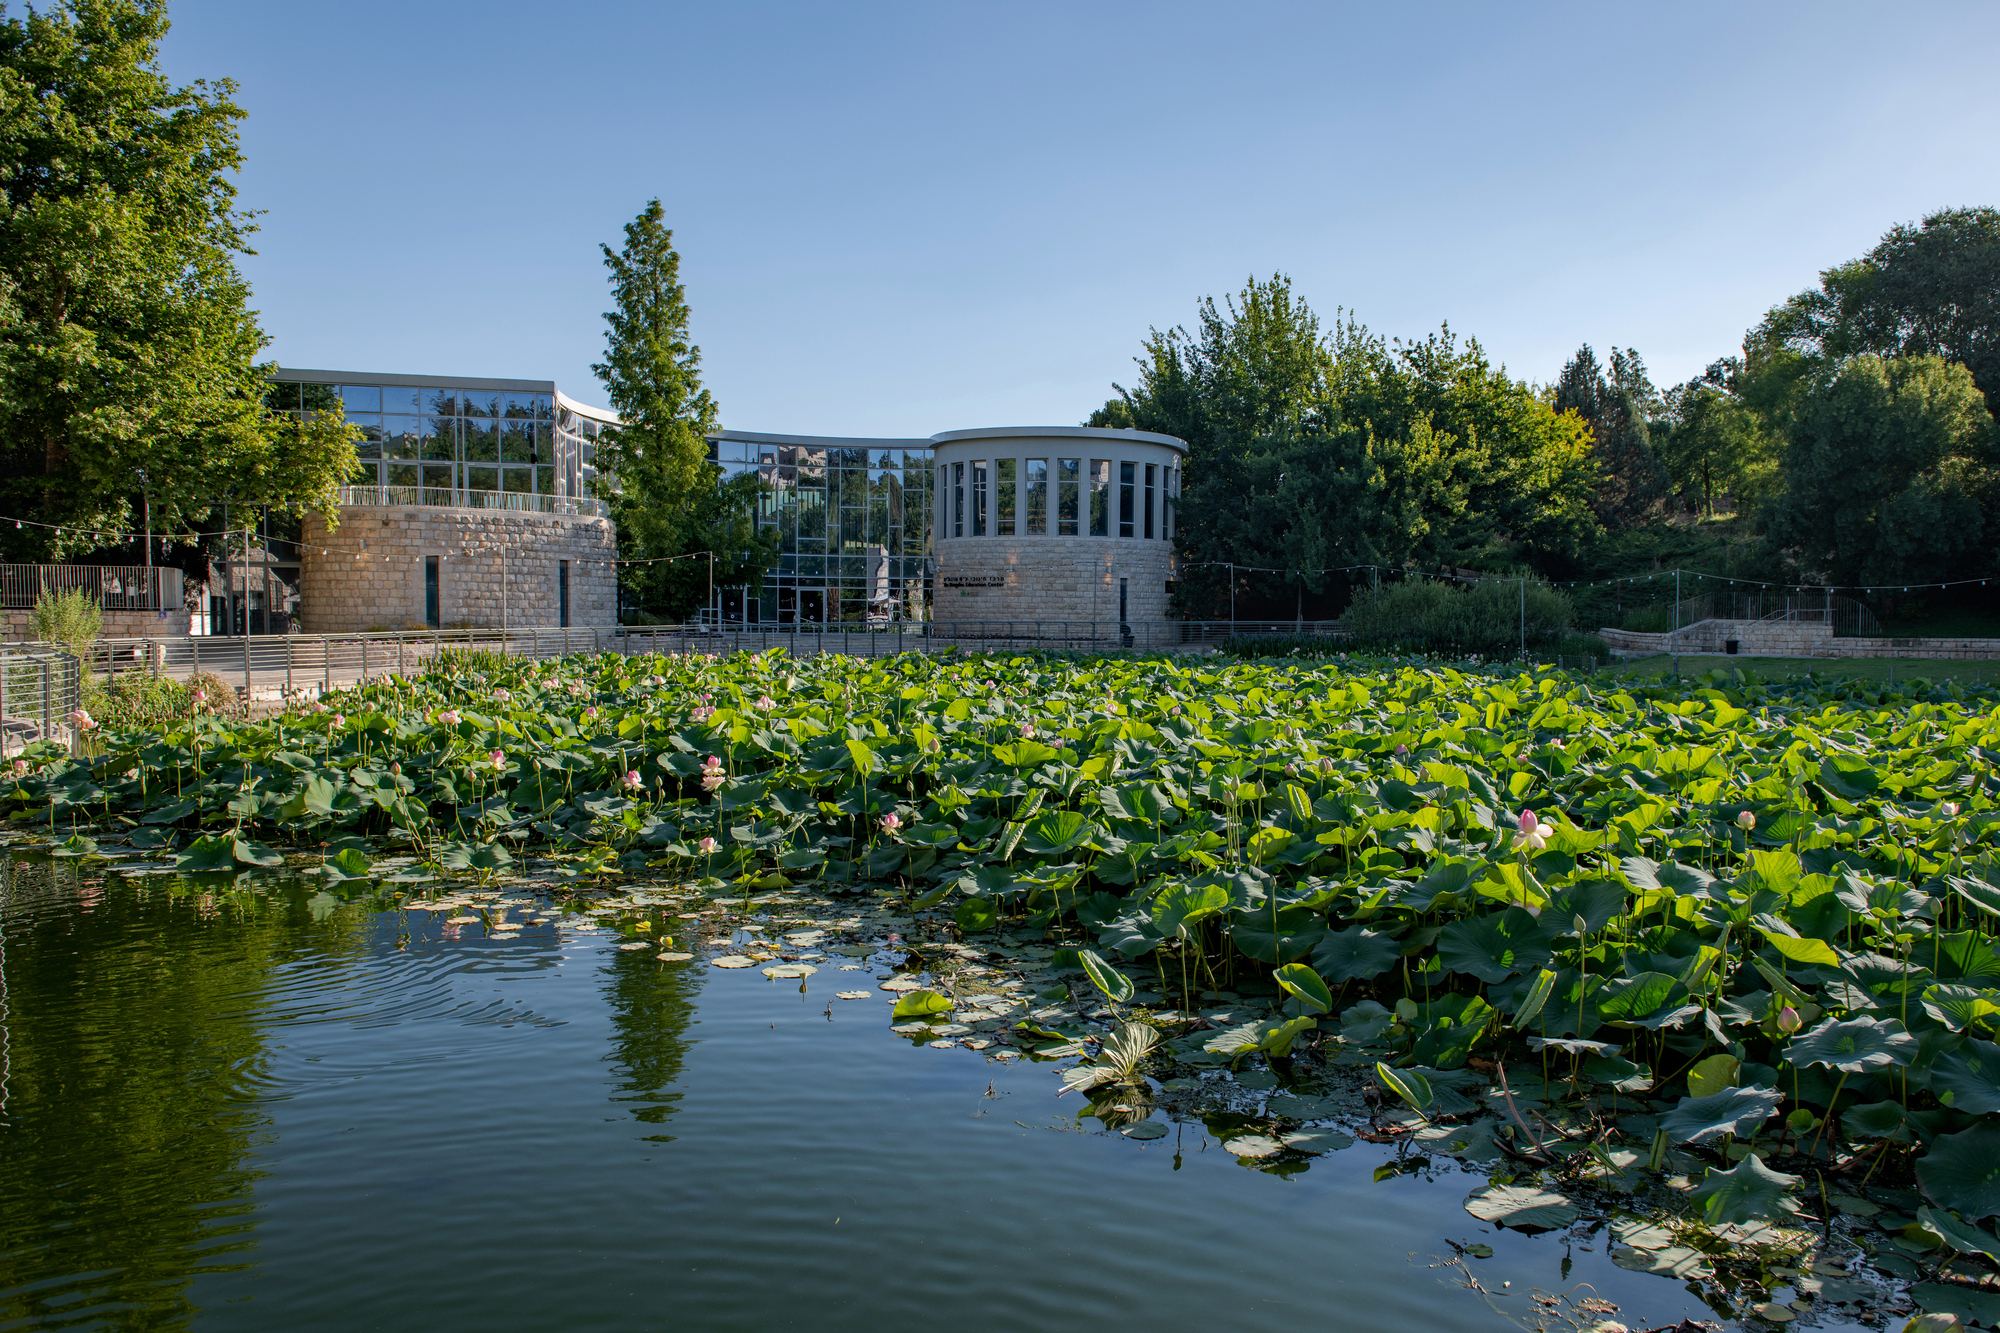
1657,1085,1783,1144
1930,1037,2000,1116
1918,1124,2000,1220
762,963,818,978
1279,1128,1354,1153
711,956,756,969
1222,1133,1284,1158
1688,1154,1801,1224
656,951,694,961
836,990,873,1000
1310,925,1400,983
1463,1184,1578,1231
1121,1121,1168,1140
890,989,952,1019
1783,1015,1918,1072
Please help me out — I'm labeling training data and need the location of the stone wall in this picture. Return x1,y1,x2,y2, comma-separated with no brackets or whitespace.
301,506,617,632
934,536,1173,633
3,607,190,641
1602,618,2000,660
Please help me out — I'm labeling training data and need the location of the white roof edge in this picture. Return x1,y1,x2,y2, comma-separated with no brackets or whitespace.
713,429,930,448
555,389,619,424
927,425,1186,450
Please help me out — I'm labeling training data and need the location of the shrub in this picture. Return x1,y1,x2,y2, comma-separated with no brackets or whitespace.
84,670,245,728
31,587,102,665
1341,578,1573,655
1216,633,1347,660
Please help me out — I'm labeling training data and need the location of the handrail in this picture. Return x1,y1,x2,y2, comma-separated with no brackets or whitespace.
336,485,608,519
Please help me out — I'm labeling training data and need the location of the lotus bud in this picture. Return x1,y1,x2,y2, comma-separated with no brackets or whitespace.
697,836,720,855
1777,1005,1802,1035
1941,801,1963,818
1736,810,1756,831
390,762,401,775
1393,743,1408,756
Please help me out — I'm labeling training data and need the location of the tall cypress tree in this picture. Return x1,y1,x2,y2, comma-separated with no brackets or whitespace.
592,200,773,621
1554,343,1671,528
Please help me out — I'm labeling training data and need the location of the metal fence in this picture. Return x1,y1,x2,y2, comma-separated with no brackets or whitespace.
0,647,82,755
0,564,183,612
336,484,609,519
1665,590,1881,637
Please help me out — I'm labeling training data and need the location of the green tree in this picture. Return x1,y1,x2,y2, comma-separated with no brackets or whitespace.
592,199,775,620
1755,207,2000,414
1765,355,1996,587
1553,344,1672,527
0,0,355,560
1654,377,1777,516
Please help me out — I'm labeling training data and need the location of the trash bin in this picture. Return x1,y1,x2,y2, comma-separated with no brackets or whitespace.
1725,640,1739,655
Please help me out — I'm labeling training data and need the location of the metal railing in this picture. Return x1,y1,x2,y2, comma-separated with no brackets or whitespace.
0,564,183,612
1663,590,1880,637
1,647,82,754
337,485,608,519
613,619,1351,657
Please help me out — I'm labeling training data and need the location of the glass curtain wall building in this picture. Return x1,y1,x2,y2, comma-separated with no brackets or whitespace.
711,431,932,624
267,368,615,511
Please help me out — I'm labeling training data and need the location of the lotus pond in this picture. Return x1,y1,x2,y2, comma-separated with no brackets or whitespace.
8,648,2000,1331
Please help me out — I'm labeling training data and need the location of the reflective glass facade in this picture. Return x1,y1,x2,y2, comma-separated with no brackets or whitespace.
713,432,932,624
266,372,613,503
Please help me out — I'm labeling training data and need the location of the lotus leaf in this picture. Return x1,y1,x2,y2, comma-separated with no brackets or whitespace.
1228,906,1326,964
1311,925,1400,984
1686,1053,1740,1098
890,990,952,1020
1923,985,2000,1033
1657,1085,1783,1144
1918,1124,2000,1219
1784,1016,1918,1072
1688,1154,1800,1225
1463,1184,1577,1231
1438,907,1551,983
1918,1207,2000,1263
1077,949,1135,1005
1273,962,1332,1014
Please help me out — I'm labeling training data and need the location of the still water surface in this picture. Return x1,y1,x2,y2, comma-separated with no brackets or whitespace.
0,861,1723,1332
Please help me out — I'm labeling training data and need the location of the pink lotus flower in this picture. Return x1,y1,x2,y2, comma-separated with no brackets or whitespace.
697,836,719,855
1516,809,1547,852
1736,810,1756,831
1393,743,1408,756
493,689,511,702
880,813,902,832
691,704,715,722
438,709,462,725
1941,801,1963,818
583,706,599,720
755,695,776,711
489,749,506,770
330,714,346,728
10,759,27,778
69,708,97,732
700,756,726,793
622,769,642,791
192,688,207,704
1019,723,1035,739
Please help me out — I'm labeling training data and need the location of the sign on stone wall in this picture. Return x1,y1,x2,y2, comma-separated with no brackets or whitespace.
941,574,1007,588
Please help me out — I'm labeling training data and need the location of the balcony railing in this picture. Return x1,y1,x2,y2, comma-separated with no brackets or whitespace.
337,485,608,519
0,564,183,612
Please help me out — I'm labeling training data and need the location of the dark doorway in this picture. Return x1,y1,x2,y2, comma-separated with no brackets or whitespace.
559,560,570,628
425,557,440,628
800,590,826,625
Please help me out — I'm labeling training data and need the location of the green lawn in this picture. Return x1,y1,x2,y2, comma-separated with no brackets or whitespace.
1607,653,2000,685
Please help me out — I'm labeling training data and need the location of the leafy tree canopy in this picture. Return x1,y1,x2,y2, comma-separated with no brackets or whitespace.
1764,354,1995,587
0,0,354,559
1091,277,1598,616
1554,344,1672,529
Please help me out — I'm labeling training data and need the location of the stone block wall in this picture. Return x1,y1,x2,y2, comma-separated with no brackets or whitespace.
301,506,617,632
1601,618,2000,660
934,537,1173,633
4,607,190,641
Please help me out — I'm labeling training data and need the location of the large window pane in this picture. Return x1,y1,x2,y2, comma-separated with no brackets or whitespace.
952,462,964,538
536,465,555,495
422,418,459,461
1057,458,1080,535
301,383,340,413
382,385,421,413
1024,458,1047,535
1145,464,1156,539
503,467,531,493
339,385,381,413
466,465,499,493
461,421,498,463
461,391,498,419
1119,460,1135,538
971,460,987,536
502,392,537,419
1090,460,1110,536
426,388,459,416
387,464,419,488
996,458,1015,536
500,420,534,463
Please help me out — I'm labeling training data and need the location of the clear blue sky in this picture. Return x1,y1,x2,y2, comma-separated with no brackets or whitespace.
163,0,2000,435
